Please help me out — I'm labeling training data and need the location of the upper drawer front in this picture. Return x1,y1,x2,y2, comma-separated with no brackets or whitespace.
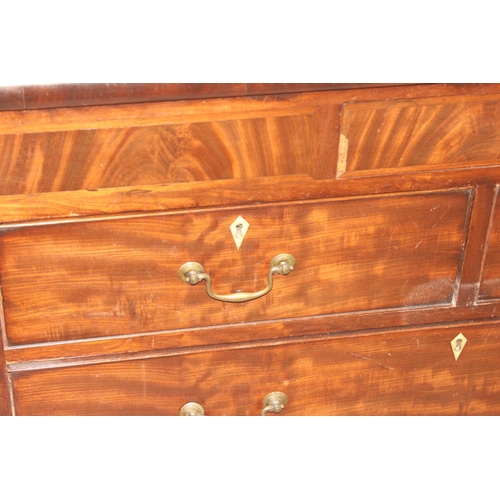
0,189,471,345
0,95,327,196
339,94,500,177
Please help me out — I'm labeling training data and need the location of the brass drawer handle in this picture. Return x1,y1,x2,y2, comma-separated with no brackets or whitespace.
261,392,287,416
178,254,296,303
179,402,205,416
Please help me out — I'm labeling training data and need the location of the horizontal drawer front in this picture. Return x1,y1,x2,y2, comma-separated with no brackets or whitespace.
0,189,471,345
0,116,312,195
0,94,335,196
11,323,500,415
339,94,500,177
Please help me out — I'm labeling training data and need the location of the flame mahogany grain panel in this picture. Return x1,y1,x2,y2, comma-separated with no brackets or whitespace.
0,113,315,196
10,323,500,416
5,85,500,199
0,190,470,346
339,94,500,177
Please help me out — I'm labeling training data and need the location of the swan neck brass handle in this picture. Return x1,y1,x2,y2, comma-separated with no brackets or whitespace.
261,392,288,416
178,254,296,303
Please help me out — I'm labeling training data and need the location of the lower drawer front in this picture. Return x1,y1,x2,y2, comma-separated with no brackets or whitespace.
11,323,500,415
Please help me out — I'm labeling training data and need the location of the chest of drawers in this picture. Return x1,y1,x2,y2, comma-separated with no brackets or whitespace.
1,83,499,415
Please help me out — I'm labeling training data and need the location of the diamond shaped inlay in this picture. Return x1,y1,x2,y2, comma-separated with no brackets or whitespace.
229,216,250,250
451,332,467,361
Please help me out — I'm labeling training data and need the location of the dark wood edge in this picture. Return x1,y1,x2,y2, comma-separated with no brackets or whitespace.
0,83,415,111
0,287,13,414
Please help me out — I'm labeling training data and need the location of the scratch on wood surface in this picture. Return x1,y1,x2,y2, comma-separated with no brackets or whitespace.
407,337,421,357
430,203,451,229
482,330,492,346
387,228,395,251
349,352,394,370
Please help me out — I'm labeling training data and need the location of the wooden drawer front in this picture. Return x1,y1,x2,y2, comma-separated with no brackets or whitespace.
478,187,500,301
0,95,331,196
11,323,500,415
338,94,500,177
0,189,471,345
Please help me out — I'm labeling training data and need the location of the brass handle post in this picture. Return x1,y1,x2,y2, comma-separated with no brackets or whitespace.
261,392,288,416
178,254,296,303
179,402,205,416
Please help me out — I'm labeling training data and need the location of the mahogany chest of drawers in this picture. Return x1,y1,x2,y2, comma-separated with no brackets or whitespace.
0,83,499,415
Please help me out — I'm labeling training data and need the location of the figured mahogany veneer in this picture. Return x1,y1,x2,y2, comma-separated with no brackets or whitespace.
1,83,500,416
0,190,471,345
338,94,500,177
0,113,316,195
10,323,500,416
478,187,500,301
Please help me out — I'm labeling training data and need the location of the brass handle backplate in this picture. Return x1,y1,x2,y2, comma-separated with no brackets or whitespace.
261,392,288,416
179,402,205,416
178,254,296,303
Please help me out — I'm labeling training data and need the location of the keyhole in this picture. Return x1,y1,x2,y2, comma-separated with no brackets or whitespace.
455,338,462,352
235,223,243,238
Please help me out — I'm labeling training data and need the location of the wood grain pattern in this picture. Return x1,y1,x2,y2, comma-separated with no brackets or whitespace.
11,322,500,415
0,190,470,345
5,304,500,366
309,103,341,179
4,83,500,417
0,83,404,111
478,186,500,301
340,94,500,176
4,86,500,200
455,184,498,306
0,93,321,136
0,86,24,111
2,165,500,225
4,83,500,112
0,288,12,415
0,114,314,196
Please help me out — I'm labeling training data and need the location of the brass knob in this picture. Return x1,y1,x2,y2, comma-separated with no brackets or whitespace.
261,392,287,416
179,402,204,416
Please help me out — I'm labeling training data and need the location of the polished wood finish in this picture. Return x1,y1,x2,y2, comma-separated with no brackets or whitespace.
0,114,315,195
0,288,12,415
5,305,500,367
0,83,407,111
3,84,500,201
0,87,23,111
1,166,500,225
339,94,500,177
2,83,500,415
0,96,320,196
11,322,500,416
478,186,500,301
1,190,470,345
455,184,498,307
